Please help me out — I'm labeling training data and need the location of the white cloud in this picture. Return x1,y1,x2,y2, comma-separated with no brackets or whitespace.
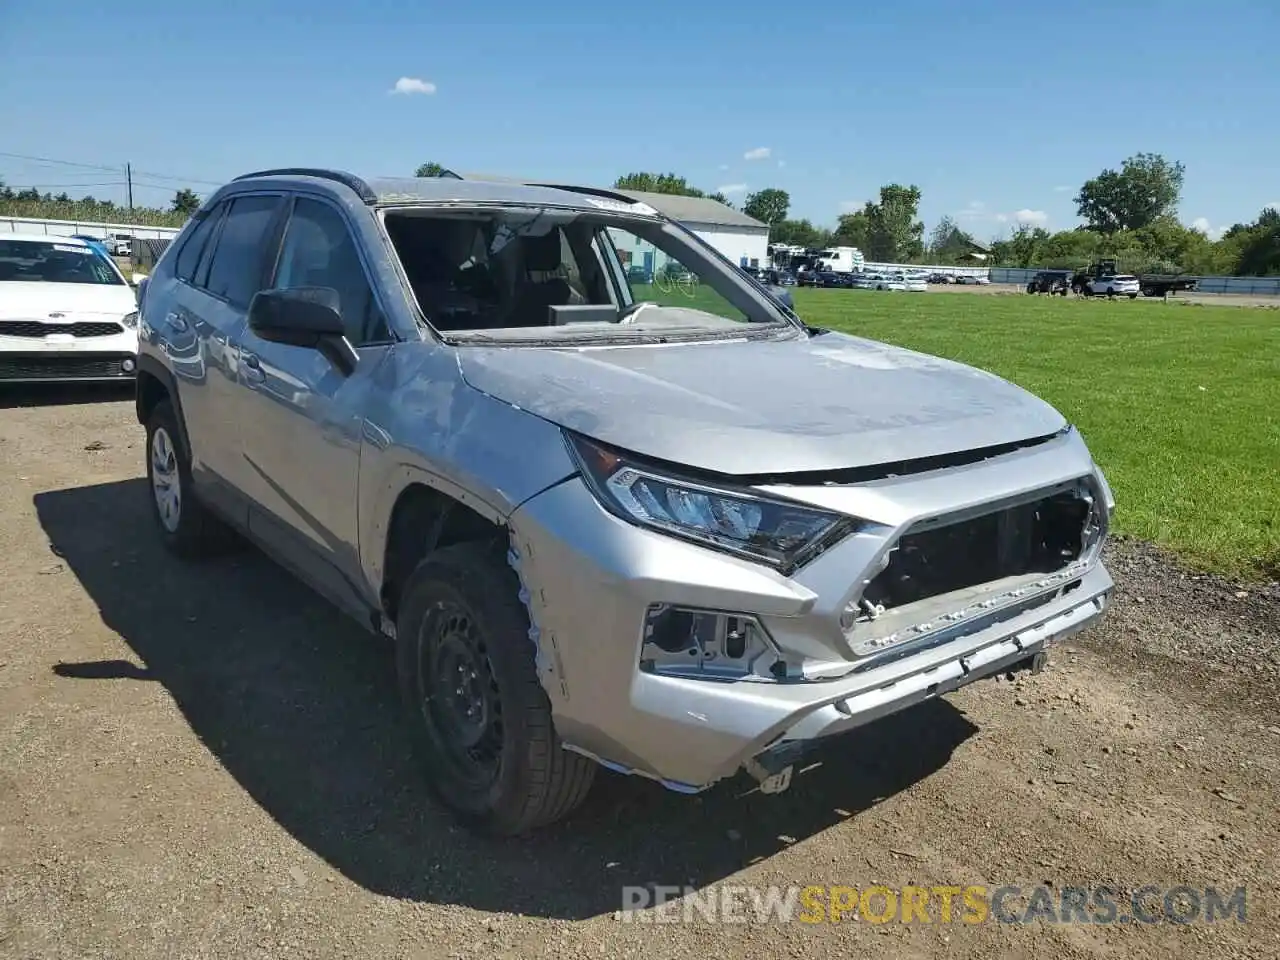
1266,201,1280,211
718,163,730,171
777,160,786,169
994,213,1009,223
743,147,771,161
1052,185,1073,193
716,183,747,195
957,200,987,220
839,200,864,213
390,77,436,95
1191,217,1227,240
1014,208,1048,226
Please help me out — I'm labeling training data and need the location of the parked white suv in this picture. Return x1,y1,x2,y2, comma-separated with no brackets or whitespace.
1083,273,1140,299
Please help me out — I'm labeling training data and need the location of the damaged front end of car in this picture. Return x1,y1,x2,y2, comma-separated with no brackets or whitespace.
506,422,1115,797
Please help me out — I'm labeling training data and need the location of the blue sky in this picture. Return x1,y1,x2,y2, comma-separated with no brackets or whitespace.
2,0,1276,240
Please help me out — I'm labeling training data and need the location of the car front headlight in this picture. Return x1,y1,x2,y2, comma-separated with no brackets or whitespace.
122,311,138,329
567,433,856,572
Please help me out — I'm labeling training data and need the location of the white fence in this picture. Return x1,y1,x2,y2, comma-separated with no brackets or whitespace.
0,215,182,241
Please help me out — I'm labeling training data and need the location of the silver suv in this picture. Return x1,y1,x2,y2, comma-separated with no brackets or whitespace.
135,168,1115,835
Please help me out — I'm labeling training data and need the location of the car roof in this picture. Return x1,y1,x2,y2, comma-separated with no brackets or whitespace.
227,169,663,216
1,232,91,246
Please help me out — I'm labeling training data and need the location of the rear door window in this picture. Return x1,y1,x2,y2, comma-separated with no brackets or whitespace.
204,195,283,307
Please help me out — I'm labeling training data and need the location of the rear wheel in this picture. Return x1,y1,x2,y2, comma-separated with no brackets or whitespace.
396,541,596,835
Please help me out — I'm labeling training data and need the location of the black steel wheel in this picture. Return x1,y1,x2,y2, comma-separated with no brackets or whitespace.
395,540,596,835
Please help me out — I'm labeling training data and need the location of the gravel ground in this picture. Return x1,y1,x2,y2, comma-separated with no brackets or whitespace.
1,385,1277,959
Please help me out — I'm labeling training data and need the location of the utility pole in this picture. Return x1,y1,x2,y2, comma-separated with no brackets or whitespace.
126,163,133,210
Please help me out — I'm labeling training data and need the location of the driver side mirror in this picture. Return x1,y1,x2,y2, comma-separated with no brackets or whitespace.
247,287,358,375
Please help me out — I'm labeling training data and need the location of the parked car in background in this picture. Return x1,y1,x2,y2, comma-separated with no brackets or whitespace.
927,272,954,284
0,234,139,382
1027,270,1071,296
954,274,990,286
1071,261,1141,299
899,271,929,292
135,168,1115,835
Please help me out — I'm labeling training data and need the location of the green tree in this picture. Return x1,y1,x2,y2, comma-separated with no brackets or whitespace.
830,208,871,250
864,184,924,261
770,218,829,249
742,188,790,226
927,215,977,264
53,192,71,203
1075,153,1185,233
171,188,201,215
1231,207,1280,276
707,191,734,208
414,161,446,178
612,172,705,197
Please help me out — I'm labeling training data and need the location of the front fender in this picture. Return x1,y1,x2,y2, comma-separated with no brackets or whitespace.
356,344,578,599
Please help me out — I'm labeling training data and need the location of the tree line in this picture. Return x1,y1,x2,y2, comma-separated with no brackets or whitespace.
0,179,201,228
610,154,1278,276
4,156,1273,276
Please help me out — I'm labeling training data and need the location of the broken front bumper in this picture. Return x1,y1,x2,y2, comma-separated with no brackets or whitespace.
508,433,1114,792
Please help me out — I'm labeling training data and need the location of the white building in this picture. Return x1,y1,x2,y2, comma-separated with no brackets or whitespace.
613,190,770,269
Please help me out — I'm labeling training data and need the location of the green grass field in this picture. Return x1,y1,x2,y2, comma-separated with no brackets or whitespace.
789,289,1279,579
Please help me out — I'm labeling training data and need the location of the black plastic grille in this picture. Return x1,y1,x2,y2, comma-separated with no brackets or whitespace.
864,491,1092,610
0,354,132,380
0,320,123,338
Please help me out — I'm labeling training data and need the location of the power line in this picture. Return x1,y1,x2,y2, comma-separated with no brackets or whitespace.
3,182,129,189
0,150,222,187
0,151,120,173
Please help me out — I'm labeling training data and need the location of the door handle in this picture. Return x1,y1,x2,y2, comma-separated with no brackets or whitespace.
241,352,265,383
164,311,189,333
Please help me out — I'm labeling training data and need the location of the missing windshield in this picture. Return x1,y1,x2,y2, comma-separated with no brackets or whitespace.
381,206,793,341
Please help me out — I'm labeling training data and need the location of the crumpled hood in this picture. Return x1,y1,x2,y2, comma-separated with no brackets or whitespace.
0,281,136,320
456,330,1067,476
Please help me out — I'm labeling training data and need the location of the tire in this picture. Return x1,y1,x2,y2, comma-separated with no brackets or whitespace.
1128,293,1137,300
396,540,596,835
144,399,235,557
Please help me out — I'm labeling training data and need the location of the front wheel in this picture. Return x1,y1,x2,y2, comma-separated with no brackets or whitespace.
145,399,235,557
396,541,596,835
1128,292,1138,300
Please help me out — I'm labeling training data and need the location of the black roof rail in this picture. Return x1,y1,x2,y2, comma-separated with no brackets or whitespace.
230,168,377,204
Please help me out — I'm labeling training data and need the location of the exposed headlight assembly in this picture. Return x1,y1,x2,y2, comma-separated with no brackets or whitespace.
567,433,856,572
121,311,139,329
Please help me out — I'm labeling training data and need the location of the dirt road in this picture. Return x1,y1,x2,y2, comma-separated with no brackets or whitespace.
2,386,1277,959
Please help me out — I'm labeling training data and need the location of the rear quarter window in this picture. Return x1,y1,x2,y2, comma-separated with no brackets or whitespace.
174,208,223,282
